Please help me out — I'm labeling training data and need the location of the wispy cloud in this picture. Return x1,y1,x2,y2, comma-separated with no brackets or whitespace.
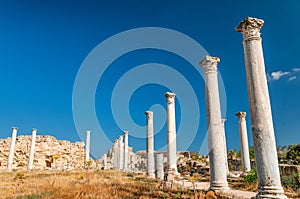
267,67,299,82
270,71,290,80
289,76,296,81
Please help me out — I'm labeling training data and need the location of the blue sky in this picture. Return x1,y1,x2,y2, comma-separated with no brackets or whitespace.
0,1,299,159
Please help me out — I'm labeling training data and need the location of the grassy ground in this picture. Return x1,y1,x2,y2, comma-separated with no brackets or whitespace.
0,170,211,199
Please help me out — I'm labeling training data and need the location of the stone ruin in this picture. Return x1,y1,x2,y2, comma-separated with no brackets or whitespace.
0,135,87,170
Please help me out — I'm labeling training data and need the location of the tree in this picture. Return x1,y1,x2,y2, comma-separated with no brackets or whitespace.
249,146,255,160
286,144,300,165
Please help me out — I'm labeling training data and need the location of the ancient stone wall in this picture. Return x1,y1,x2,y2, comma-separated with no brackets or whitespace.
0,135,88,170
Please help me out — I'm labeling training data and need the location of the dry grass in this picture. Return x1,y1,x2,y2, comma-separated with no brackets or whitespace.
0,170,208,199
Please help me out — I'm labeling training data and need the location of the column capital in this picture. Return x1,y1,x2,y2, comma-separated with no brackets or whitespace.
123,131,129,135
145,111,153,119
235,17,264,41
164,92,176,104
12,127,18,130
32,128,37,131
199,55,220,73
235,112,246,118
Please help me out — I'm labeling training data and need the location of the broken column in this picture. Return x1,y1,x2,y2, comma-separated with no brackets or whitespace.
200,56,229,191
113,139,118,170
28,128,37,170
221,119,229,175
119,135,124,170
235,112,251,172
102,153,107,170
236,17,287,198
145,111,155,178
123,131,129,171
164,92,178,176
155,153,164,180
85,130,91,163
7,127,18,171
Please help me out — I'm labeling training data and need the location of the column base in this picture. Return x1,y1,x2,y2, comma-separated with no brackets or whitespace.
253,186,287,199
209,181,230,192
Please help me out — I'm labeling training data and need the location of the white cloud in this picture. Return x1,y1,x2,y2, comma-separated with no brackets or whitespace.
270,71,290,80
292,68,300,72
288,76,296,81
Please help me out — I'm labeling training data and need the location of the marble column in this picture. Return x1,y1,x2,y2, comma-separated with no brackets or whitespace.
113,139,118,170
119,135,124,170
7,127,18,171
221,119,229,175
85,130,91,162
164,92,178,175
102,153,107,170
200,56,229,191
236,17,287,198
28,128,37,170
145,111,155,178
235,112,251,172
155,153,164,180
123,131,129,171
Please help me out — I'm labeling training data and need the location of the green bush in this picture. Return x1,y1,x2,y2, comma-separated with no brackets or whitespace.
243,168,257,183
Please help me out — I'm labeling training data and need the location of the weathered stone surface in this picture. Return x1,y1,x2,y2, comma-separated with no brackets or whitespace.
0,135,88,170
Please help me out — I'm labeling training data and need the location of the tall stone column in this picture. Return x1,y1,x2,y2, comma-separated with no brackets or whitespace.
200,56,229,191
235,112,251,172
7,127,18,171
85,130,91,162
221,119,229,175
164,92,178,176
119,135,124,170
145,111,155,178
123,131,129,171
28,128,37,170
113,139,118,170
236,17,287,198
155,153,164,180
102,153,107,170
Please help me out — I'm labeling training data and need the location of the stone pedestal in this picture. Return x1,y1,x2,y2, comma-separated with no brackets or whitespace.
164,92,178,176
155,153,164,180
7,127,18,171
119,135,124,170
221,119,229,175
200,56,229,191
28,128,37,170
235,112,251,172
236,17,287,198
85,130,91,162
123,131,129,171
145,111,155,178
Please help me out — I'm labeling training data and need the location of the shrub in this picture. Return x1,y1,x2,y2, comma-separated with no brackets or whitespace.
243,168,257,183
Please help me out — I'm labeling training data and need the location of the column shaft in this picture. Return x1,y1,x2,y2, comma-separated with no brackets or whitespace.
164,92,178,174
200,56,229,191
7,127,18,171
145,111,155,178
123,131,129,171
155,153,164,180
85,130,91,162
28,128,37,170
119,136,124,170
236,17,286,198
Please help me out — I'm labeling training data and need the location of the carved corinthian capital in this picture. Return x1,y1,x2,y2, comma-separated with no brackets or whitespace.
199,55,220,73
235,17,264,41
164,92,176,104
145,111,153,119
235,112,246,119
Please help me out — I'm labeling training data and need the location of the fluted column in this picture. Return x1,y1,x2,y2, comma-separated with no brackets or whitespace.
221,119,229,175
123,131,129,171
200,56,229,191
164,92,178,175
236,17,287,198
7,127,18,171
145,111,155,178
119,135,124,170
28,128,37,170
235,112,251,172
155,153,164,180
85,130,91,162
